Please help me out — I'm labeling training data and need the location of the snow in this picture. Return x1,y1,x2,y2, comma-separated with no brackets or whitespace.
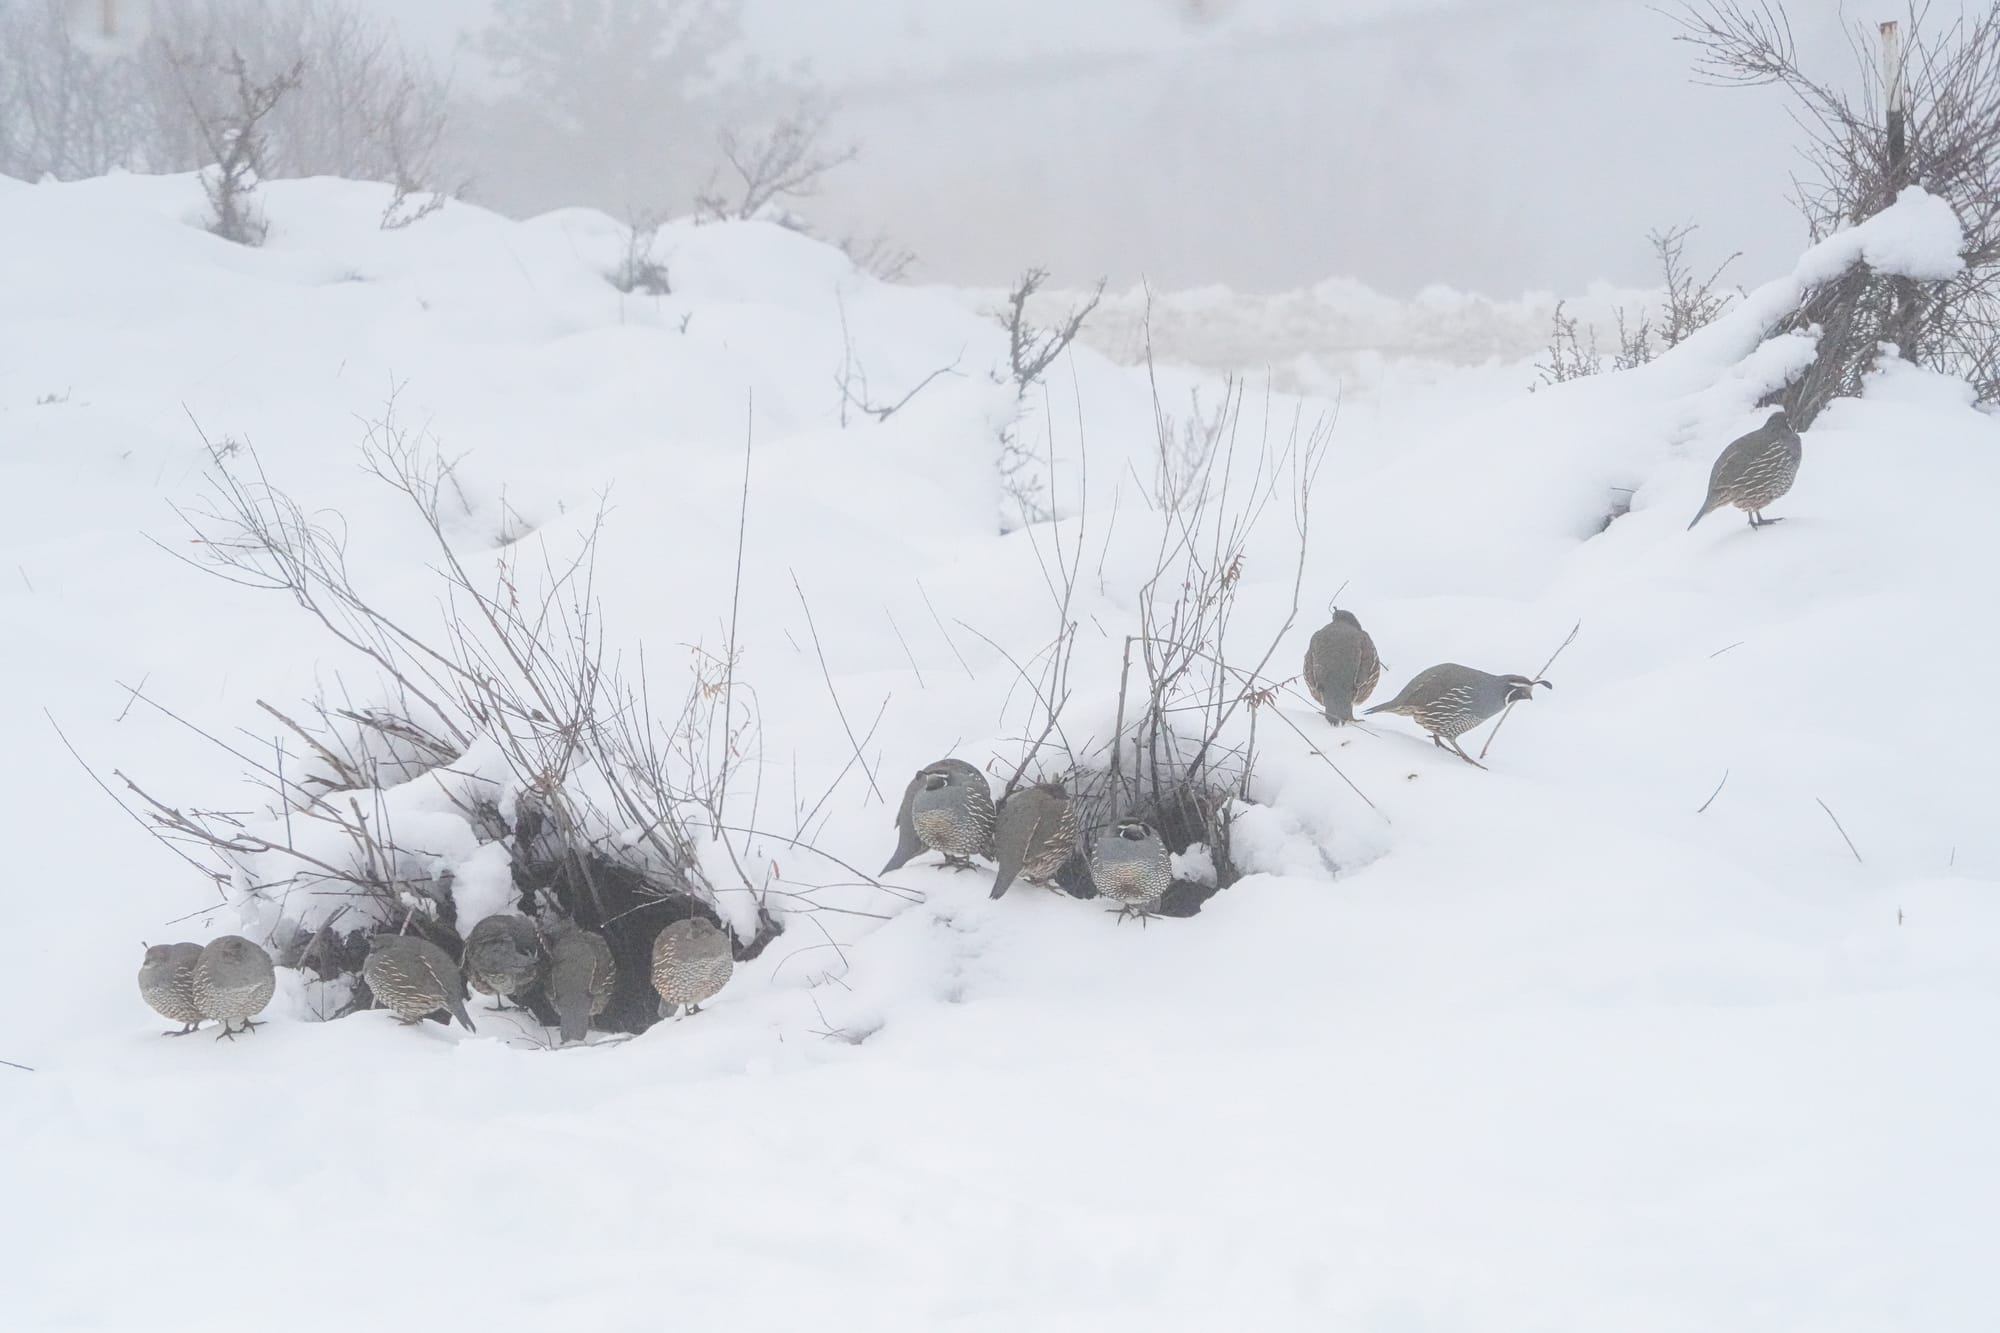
4,174,1999,1331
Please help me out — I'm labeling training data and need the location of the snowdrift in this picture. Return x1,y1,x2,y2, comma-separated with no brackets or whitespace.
1,174,1996,1331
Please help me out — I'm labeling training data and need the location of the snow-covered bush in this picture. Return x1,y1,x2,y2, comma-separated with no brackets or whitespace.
1677,1,2000,407
118,403,783,1034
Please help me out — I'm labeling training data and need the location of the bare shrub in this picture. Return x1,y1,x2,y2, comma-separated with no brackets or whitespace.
1095,370,1342,913
993,267,1107,525
166,48,303,245
611,212,672,295
1652,223,1741,347
1533,300,1602,386
1675,2,2000,409
105,399,793,1036
696,96,859,224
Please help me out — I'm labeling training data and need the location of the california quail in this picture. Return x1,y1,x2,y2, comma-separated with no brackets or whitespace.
650,916,734,1018
192,935,276,1041
363,935,476,1032
884,758,997,873
137,942,205,1035
1688,408,1801,530
990,782,1078,899
1089,819,1172,924
546,923,615,1045
1303,609,1382,725
1364,663,1551,768
462,914,543,1011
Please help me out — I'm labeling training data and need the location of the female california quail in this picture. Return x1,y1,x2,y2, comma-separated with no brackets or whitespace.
462,913,543,1011
650,916,734,1018
192,935,276,1041
1089,819,1172,923
1688,408,1801,530
1303,609,1382,725
137,941,205,1035
1365,663,1551,768
363,935,476,1032
546,923,615,1045
884,758,997,873
990,782,1078,899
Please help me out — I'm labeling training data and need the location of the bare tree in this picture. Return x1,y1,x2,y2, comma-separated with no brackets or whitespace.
0,0,148,180
1675,2,2000,407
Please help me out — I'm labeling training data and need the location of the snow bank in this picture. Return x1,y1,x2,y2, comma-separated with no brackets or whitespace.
2,174,1997,1331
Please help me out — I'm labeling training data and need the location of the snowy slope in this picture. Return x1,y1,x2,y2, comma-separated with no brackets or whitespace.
2,175,1998,1332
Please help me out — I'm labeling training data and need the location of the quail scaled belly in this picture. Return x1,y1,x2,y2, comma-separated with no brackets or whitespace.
885,758,997,873
1688,408,1801,530
192,935,276,1041
1090,819,1171,923
363,935,476,1032
547,923,616,1045
462,913,543,1010
1364,663,1551,768
138,942,206,1035
990,783,1078,900
650,916,734,1018
1303,609,1382,725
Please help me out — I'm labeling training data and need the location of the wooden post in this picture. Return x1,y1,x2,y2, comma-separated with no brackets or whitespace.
1881,20,1920,363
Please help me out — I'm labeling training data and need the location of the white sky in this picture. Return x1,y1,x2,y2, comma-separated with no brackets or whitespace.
366,0,1882,296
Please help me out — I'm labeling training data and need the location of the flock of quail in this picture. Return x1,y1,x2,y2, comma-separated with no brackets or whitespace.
139,913,735,1044
137,408,1803,1036
875,405,1806,903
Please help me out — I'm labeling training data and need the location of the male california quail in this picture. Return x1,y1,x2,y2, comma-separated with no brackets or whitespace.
1688,408,1801,530
1089,819,1172,924
1365,663,1551,768
137,942,205,1035
546,923,615,1045
363,935,476,1032
462,913,543,1011
192,935,276,1041
1303,609,1382,725
650,916,734,1018
990,782,1078,899
883,758,997,873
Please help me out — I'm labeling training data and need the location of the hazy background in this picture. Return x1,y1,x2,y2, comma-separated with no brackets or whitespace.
361,0,1866,296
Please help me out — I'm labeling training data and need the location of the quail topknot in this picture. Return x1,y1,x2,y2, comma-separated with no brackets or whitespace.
989,782,1078,900
547,923,615,1045
1089,819,1172,924
1688,408,1801,530
1303,608,1382,726
1365,663,1551,768
650,916,734,1019
192,935,276,1041
363,934,476,1032
462,913,543,1011
883,758,997,873
137,941,205,1035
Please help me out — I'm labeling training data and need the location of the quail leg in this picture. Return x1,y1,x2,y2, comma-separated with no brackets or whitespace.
1438,734,1489,770
941,854,981,872
214,1021,240,1042
239,1018,264,1034
163,1022,201,1037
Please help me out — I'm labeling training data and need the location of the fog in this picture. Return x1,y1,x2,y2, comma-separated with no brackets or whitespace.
359,0,1876,297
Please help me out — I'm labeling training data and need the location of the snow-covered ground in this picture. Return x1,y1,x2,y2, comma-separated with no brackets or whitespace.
2,174,1997,1331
